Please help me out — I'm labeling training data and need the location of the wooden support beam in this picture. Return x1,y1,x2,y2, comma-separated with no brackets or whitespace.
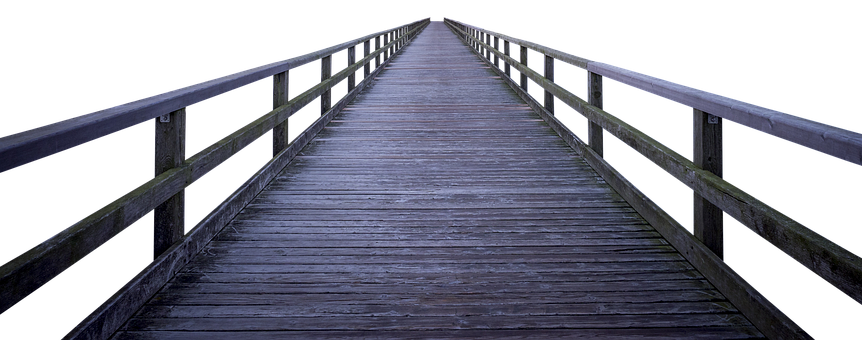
544,55,554,114
321,55,331,115
520,46,528,91
694,108,723,258
588,71,603,157
272,71,289,157
389,31,394,56
503,40,512,79
383,34,389,61
364,40,370,78
485,33,491,60
154,108,185,259
347,46,356,92
375,36,381,67
493,37,499,67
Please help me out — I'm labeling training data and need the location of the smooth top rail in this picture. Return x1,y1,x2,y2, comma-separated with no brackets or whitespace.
447,19,862,166
0,18,428,174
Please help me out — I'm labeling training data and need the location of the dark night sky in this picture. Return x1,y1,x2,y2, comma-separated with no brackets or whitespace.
0,6,862,338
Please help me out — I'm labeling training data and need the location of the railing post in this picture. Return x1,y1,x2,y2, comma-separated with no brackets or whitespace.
321,55,331,115
347,46,356,92
154,108,185,259
504,40,510,77
272,71,289,156
588,72,603,156
480,32,485,57
384,33,389,61
389,31,395,56
520,46,528,91
544,55,554,114
485,33,491,60
493,37,499,67
694,108,723,258
375,36,381,67
488,36,497,65
364,40,371,78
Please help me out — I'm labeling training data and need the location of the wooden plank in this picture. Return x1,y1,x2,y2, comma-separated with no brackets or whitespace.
122,314,755,331
198,244,673,257
114,328,763,340
150,289,726,306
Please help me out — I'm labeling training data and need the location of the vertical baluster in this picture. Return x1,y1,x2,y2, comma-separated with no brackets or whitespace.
588,72,603,157
272,71,289,156
504,41,510,77
488,36,497,65
375,36,381,67
544,55,554,114
389,31,394,56
321,55,331,115
520,46,528,91
364,40,371,78
493,37,499,67
347,46,356,92
694,109,723,258
485,33,491,60
480,32,485,57
154,108,185,258
384,33,389,61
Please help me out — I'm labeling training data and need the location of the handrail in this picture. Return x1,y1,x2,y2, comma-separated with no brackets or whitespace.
0,18,430,316
448,20,862,166
445,18,860,340
0,18,429,174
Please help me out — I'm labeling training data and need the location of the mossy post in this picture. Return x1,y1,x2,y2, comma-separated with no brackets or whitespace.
588,71,603,157
321,55,331,115
544,55,554,114
154,107,185,258
364,40,371,78
504,40,510,76
347,46,356,92
520,46,528,91
694,108,723,258
272,71,289,157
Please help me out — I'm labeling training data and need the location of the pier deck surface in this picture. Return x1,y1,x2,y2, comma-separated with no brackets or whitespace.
115,22,762,339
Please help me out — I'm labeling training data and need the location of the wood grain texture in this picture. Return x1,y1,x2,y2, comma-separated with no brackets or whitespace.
693,109,723,257
118,22,763,339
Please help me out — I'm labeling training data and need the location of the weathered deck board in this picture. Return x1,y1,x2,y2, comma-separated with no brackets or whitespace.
115,22,763,339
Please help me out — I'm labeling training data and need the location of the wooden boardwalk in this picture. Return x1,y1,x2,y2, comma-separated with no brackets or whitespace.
115,22,762,339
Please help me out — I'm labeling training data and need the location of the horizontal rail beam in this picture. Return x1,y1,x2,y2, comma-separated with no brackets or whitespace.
0,19,429,174
446,18,862,166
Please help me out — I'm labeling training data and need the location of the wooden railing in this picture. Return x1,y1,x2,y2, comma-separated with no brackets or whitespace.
445,18,862,340
0,18,430,339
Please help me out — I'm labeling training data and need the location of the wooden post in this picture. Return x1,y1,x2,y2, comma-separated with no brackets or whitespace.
321,55,331,115
375,36,381,68
544,55,554,114
272,71,289,157
347,46,356,92
485,33,491,60
488,36,497,65
588,71,603,157
504,41,510,77
380,35,386,64
154,108,185,258
493,37,499,67
520,46,528,91
364,40,371,78
694,108,723,258
480,32,485,57
384,34,389,61
389,31,394,56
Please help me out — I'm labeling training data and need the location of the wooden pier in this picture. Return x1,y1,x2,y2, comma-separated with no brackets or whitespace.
2,19,860,339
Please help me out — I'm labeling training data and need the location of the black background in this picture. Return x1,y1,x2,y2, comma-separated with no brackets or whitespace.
0,6,862,338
